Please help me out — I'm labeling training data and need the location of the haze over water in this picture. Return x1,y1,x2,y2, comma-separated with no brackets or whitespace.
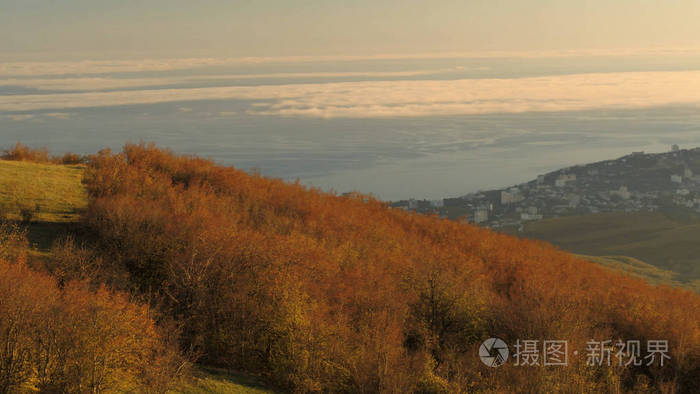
4,53,700,200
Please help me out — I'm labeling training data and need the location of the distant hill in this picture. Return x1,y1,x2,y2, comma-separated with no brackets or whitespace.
517,211,700,290
397,146,700,227
395,147,700,290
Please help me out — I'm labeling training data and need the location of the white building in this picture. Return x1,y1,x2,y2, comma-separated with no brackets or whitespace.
566,193,581,207
520,213,543,221
408,198,418,209
430,199,444,208
474,208,489,224
501,188,524,204
612,186,631,200
555,174,576,187
671,175,683,184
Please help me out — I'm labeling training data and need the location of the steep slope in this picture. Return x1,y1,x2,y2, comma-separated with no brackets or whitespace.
75,143,700,393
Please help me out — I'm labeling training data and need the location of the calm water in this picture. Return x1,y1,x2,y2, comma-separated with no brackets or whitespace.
3,55,700,200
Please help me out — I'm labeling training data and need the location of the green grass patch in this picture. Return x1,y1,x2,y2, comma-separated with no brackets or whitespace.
523,211,700,284
170,367,278,394
0,159,87,223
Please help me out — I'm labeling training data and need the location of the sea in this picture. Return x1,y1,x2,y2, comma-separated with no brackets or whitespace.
3,53,700,200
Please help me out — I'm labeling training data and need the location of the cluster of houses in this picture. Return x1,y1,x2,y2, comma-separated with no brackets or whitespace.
392,145,700,228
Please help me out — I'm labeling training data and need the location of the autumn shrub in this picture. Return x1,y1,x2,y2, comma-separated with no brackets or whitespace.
17,204,36,224
0,225,186,393
55,152,86,165
78,143,700,393
48,236,112,287
1,141,85,165
1,141,50,162
0,221,27,263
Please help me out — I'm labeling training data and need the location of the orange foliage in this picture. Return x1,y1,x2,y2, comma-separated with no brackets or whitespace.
0,222,185,393
1,141,85,164
77,143,700,392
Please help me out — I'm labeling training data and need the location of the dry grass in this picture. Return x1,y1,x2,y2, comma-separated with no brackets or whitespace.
0,159,87,223
170,367,277,394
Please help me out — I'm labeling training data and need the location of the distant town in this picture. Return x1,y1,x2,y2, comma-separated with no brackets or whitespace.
392,145,700,230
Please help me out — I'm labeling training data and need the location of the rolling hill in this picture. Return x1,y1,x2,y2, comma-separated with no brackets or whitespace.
519,211,700,290
1,145,700,393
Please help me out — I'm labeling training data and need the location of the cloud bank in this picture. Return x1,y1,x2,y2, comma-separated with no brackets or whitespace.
2,71,700,118
0,69,453,91
3,48,700,77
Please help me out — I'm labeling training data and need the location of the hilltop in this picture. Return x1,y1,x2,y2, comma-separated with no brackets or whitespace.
396,146,700,226
1,143,699,393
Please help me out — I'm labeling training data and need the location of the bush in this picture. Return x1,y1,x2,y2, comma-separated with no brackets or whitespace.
1,141,50,162
0,226,186,393
48,236,106,286
0,221,27,263
17,205,35,224
1,141,85,165
55,152,86,165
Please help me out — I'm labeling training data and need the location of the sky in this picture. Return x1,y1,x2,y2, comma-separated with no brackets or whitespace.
2,0,700,60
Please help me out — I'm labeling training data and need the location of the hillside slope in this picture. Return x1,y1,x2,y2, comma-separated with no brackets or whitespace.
74,144,700,393
0,158,274,393
522,211,700,288
2,147,700,392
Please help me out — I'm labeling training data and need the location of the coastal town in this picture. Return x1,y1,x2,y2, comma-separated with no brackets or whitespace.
392,145,700,229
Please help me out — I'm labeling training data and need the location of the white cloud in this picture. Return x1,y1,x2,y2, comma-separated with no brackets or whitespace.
2,112,73,121
43,112,73,120
2,71,700,118
2,48,700,77
4,114,35,121
0,69,457,92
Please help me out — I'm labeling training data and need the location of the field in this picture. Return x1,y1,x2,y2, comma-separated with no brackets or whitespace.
521,211,700,290
171,367,276,394
0,159,87,223
0,159,88,257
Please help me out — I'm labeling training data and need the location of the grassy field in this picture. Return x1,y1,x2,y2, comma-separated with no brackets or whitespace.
575,254,700,292
171,367,277,394
521,211,700,289
0,159,87,223
0,159,88,252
